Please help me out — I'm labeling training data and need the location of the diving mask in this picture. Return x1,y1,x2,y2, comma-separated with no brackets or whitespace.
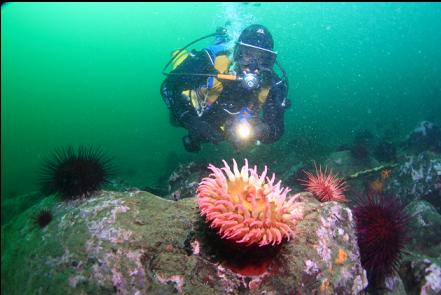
234,41,277,70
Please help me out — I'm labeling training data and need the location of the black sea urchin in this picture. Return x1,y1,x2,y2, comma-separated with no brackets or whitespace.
40,146,114,199
352,193,410,288
34,208,53,228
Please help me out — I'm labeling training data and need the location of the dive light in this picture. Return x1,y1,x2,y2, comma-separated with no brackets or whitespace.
234,107,254,140
236,119,252,140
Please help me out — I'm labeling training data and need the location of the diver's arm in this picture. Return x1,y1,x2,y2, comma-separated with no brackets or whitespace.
161,83,223,144
160,49,214,122
160,49,223,143
260,79,289,143
160,80,194,122
163,49,216,92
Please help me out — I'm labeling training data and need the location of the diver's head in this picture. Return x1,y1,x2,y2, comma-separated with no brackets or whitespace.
234,24,277,74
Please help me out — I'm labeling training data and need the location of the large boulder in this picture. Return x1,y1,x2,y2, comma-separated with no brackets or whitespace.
399,254,441,295
404,200,441,258
324,150,380,178
1,191,367,294
165,162,209,201
404,121,441,154
387,152,441,210
395,200,441,295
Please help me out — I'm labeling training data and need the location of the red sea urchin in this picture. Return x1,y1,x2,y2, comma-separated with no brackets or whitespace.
40,146,114,199
300,164,347,202
197,159,303,247
353,193,410,287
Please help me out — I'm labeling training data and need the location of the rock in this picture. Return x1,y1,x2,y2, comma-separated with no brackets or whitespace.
1,191,368,294
391,199,441,295
104,178,135,192
166,162,209,201
399,254,441,295
1,191,44,225
324,151,380,178
382,274,407,295
373,140,397,163
279,161,307,191
404,200,441,258
320,150,382,196
387,152,441,210
405,121,441,154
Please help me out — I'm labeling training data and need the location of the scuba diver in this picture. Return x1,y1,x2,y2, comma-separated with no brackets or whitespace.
160,24,291,152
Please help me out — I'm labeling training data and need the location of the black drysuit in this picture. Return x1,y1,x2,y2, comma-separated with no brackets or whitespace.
160,48,289,148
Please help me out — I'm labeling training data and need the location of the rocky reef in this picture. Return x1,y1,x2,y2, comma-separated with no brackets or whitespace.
1,191,367,294
3,120,441,294
165,162,209,201
273,120,441,294
397,200,441,295
387,152,441,211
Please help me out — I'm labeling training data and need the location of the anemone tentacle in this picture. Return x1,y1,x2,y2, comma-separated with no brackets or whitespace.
197,159,303,247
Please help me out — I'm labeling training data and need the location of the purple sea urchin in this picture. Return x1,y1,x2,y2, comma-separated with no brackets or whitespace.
34,208,53,228
40,146,114,199
353,193,410,288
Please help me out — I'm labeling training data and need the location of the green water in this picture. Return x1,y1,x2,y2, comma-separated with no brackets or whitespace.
2,2,441,204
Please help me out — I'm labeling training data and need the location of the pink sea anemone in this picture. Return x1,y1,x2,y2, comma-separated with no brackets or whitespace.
197,159,303,247
300,164,347,202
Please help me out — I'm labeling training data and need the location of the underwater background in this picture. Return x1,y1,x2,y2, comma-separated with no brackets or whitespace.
2,3,441,294
2,2,441,216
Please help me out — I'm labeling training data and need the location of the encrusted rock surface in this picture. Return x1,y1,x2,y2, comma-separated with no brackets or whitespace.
1,191,367,294
386,152,441,210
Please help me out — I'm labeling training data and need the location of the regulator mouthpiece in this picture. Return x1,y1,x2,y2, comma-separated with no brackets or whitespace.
240,73,260,90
